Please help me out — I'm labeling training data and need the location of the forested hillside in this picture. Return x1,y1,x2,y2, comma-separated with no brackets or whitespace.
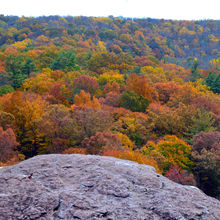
0,15,220,68
0,15,219,199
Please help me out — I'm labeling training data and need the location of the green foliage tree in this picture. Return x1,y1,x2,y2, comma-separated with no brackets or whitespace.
0,73,11,87
22,58,38,76
6,54,27,88
205,71,217,89
6,55,38,88
36,49,59,69
184,110,216,144
120,90,149,112
6,54,24,76
0,85,14,96
212,73,220,93
98,29,118,40
51,51,79,72
187,57,201,82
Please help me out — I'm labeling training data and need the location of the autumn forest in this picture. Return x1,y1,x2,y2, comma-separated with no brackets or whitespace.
0,15,220,199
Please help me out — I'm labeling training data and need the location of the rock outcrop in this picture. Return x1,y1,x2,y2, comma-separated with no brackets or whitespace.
0,154,219,220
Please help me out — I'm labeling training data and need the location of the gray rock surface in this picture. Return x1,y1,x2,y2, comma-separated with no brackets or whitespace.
0,154,219,220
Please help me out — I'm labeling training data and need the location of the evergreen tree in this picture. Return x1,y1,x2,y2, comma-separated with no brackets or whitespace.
51,51,79,71
190,69,201,82
205,71,217,89
0,85,14,96
120,90,149,112
212,73,220,93
187,57,201,82
184,110,216,144
6,55,28,88
6,55,37,88
22,58,38,76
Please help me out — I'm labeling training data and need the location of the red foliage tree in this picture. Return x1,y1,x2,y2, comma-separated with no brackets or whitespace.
154,82,180,104
134,56,154,67
48,82,71,105
73,75,99,95
165,165,196,186
192,96,220,116
71,106,113,138
0,127,19,163
192,131,220,198
104,92,120,107
81,130,122,154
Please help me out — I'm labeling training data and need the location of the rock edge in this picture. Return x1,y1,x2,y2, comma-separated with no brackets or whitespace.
0,154,219,220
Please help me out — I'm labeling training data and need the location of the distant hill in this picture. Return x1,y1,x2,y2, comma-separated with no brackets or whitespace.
0,15,219,68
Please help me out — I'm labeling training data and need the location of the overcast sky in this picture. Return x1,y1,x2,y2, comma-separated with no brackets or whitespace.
1,0,219,20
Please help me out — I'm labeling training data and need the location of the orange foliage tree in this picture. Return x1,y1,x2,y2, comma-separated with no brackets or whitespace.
103,81,120,95
126,73,156,101
73,90,101,109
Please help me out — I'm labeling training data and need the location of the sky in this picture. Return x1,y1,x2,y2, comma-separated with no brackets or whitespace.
1,0,220,20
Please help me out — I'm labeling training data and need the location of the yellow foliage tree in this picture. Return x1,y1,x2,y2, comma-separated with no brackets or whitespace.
22,74,55,94
98,71,125,86
96,41,107,52
142,135,193,173
141,66,167,83
103,148,160,173
1,91,48,157
116,132,134,150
